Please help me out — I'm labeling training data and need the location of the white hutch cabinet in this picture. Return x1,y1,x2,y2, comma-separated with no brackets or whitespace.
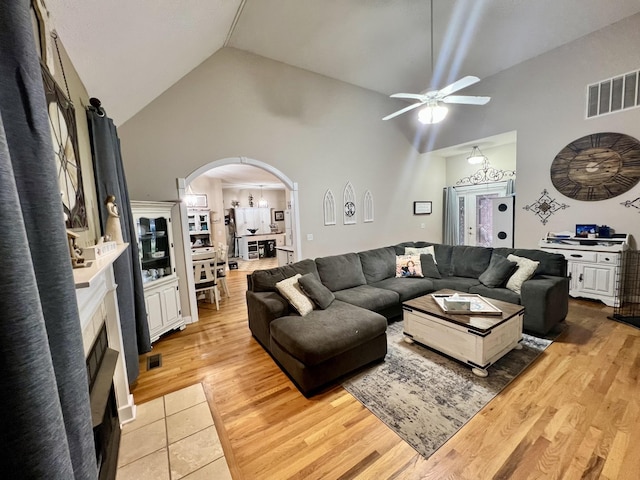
131,201,185,342
539,234,630,307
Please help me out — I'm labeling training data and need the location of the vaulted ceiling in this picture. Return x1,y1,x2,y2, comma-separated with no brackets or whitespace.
47,0,640,127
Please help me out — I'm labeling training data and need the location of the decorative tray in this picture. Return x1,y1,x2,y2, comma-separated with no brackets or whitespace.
431,293,502,316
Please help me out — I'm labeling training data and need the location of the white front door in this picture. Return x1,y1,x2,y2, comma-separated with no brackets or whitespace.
456,184,508,246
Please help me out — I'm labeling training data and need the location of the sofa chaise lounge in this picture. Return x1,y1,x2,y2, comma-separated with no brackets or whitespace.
246,241,569,395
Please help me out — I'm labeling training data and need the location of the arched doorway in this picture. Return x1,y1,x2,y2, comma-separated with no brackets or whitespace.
177,156,301,324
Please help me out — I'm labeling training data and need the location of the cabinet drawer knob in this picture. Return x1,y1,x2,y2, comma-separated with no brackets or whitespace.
570,254,583,258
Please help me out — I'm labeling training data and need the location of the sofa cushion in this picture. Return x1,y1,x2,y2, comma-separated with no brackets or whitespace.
276,274,315,316
333,284,399,312
358,247,396,283
371,277,435,302
505,254,540,294
431,276,481,292
450,246,493,278
420,254,441,279
298,273,335,309
316,253,366,291
479,254,518,288
393,242,417,255
251,259,319,292
433,244,454,276
469,284,521,305
395,255,423,277
270,300,387,366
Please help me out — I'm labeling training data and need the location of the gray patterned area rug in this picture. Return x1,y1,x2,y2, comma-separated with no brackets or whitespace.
341,320,554,460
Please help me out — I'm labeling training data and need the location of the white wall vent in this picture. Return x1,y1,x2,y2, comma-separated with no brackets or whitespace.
587,68,640,118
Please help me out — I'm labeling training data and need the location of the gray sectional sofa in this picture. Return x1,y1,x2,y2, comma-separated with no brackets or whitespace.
246,241,569,395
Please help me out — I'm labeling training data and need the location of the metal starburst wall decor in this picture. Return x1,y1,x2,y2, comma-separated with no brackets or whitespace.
523,189,570,225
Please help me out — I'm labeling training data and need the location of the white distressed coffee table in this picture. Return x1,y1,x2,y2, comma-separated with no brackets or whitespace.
402,289,524,377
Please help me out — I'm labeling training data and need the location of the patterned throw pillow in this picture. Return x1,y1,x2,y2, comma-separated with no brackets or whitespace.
505,254,540,294
405,245,437,263
395,255,424,278
275,274,315,316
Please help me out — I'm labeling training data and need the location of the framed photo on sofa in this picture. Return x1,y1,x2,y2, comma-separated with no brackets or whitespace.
413,201,432,215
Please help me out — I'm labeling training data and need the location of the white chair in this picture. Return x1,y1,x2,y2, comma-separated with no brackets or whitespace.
216,244,231,298
193,254,220,310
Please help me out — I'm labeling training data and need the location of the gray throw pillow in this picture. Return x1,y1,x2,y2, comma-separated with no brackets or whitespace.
298,273,335,309
420,254,441,279
479,254,518,288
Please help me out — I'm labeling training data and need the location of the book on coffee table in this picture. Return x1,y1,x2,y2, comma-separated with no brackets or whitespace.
431,293,502,315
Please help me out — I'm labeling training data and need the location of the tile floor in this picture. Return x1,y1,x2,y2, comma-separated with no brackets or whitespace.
116,383,232,479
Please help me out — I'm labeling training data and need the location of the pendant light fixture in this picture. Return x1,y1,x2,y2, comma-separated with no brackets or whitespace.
258,185,269,208
467,145,487,165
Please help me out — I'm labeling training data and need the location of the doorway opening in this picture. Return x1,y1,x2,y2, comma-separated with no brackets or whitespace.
456,183,509,246
177,156,300,324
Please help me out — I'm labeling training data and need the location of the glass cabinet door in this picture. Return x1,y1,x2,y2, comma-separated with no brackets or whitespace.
137,215,172,284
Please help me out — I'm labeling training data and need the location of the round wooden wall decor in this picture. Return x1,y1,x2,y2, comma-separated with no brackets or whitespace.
550,132,640,201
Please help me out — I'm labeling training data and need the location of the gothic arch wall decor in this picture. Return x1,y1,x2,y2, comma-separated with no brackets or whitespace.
343,182,356,225
363,190,374,223
522,189,569,225
323,189,336,225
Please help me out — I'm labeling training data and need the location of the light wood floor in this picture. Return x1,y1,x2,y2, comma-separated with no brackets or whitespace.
132,268,640,479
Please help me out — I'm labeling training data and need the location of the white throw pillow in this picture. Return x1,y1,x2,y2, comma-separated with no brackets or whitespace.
405,245,437,263
505,254,540,294
276,274,315,316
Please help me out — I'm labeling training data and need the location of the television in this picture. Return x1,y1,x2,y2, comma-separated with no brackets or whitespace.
575,224,597,237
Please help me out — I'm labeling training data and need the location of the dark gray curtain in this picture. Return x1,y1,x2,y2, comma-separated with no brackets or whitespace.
442,186,460,245
0,2,97,478
87,107,151,384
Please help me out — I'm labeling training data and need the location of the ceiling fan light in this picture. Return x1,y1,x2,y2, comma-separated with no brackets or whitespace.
467,146,487,164
418,105,448,124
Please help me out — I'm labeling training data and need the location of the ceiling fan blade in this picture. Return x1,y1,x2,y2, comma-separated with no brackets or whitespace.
437,75,480,98
382,102,424,121
442,95,491,105
390,93,427,101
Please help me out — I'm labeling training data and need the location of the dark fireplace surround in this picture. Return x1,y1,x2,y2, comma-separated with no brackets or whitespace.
86,323,121,480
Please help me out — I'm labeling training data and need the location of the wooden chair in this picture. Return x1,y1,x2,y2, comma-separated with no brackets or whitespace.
216,243,231,298
193,254,220,310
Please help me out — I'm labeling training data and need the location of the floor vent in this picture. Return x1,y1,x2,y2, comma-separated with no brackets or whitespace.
587,68,640,118
146,353,162,371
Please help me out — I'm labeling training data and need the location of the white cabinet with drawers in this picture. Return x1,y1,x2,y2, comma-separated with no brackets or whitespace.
539,234,630,307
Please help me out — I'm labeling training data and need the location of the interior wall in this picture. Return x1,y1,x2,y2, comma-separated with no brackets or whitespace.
119,47,446,259
423,13,640,248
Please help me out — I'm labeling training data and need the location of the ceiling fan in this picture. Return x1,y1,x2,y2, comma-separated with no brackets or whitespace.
382,75,490,123
382,0,490,124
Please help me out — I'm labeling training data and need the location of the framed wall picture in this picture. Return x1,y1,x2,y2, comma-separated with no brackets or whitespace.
274,210,285,221
413,201,432,215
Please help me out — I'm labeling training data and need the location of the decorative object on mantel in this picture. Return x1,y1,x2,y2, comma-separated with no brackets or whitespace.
83,238,118,260
230,200,240,207
248,193,254,207
523,189,570,225
105,195,125,244
414,201,432,215
343,182,356,225
274,210,285,221
66,229,88,268
323,189,336,226
363,190,374,222
456,158,515,186
42,35,88,229
621,197,640,212
550,132,640,201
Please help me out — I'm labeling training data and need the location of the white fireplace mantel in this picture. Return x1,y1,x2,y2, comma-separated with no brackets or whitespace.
74,244,136,425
